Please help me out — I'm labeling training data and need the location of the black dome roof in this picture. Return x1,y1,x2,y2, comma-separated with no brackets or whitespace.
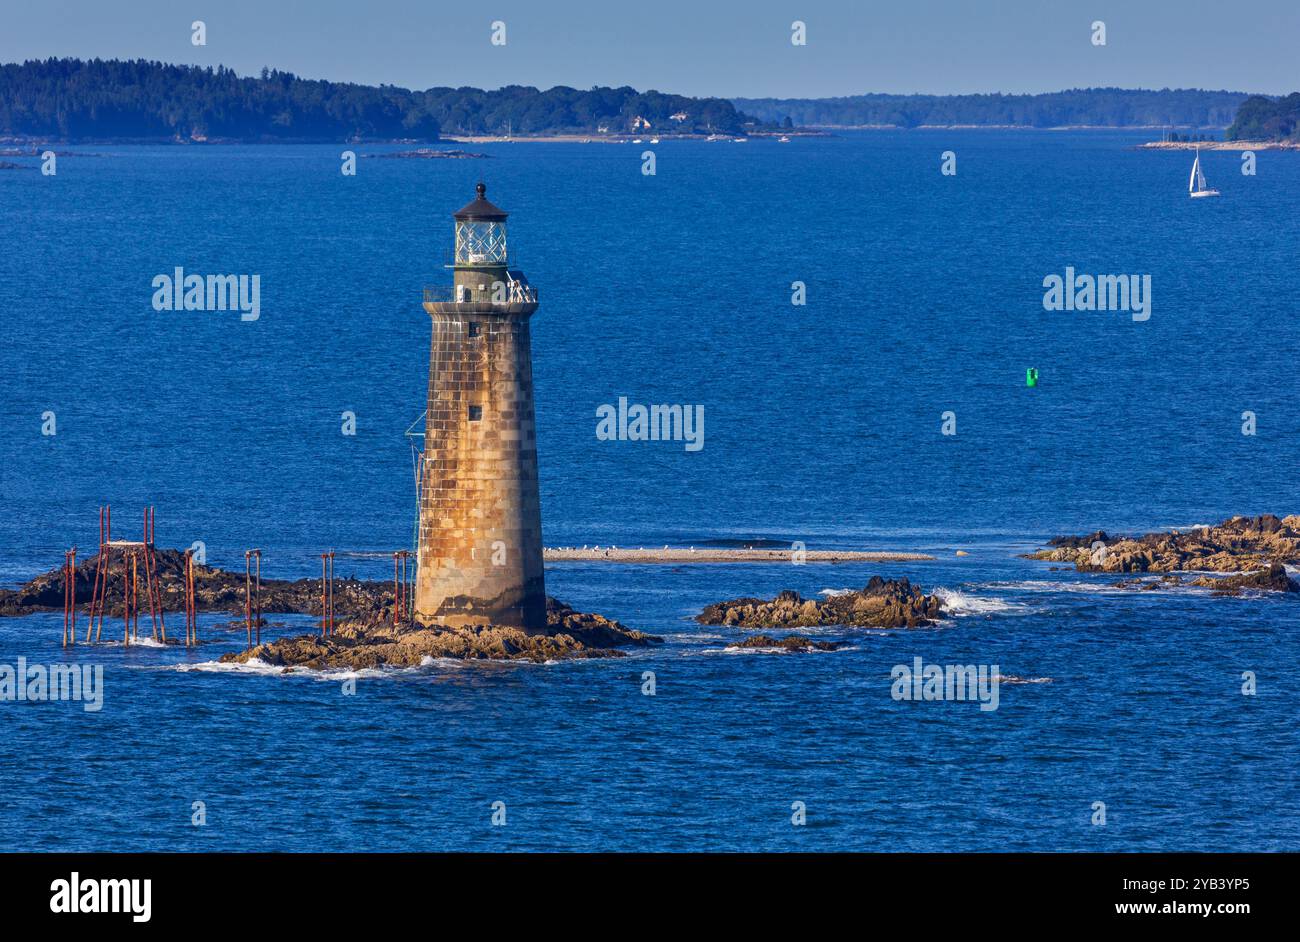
453,183,508,220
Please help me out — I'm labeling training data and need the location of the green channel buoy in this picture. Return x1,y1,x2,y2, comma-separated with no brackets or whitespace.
1026,367,1039,388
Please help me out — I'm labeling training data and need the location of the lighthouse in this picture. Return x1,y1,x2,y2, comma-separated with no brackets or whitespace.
415,183,546,630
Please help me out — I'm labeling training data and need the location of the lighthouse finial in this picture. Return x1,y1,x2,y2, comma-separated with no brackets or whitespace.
476,181,486,199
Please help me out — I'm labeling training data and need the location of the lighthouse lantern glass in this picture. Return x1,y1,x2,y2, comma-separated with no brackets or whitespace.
456,220,507,265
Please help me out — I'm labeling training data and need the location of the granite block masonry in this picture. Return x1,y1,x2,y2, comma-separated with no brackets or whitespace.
416,184,547,630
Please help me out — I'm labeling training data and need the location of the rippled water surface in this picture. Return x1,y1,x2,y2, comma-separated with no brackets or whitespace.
1,132,1297,850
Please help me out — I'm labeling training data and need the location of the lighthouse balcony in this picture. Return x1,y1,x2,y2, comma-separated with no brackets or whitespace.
423,282,538,315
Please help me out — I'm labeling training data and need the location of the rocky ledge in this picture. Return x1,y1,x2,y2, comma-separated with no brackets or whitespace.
1112,563,1298,596
697,577,944,629
1025,514,1300,582
219,598,661,668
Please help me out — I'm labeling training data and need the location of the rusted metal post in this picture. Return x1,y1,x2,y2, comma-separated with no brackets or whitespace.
325,550,335,636
62,547,77,648
122,548,130,647
131,550,140,643
183,549,198,646
250,549,262,646
403,550,411,621
320,551,337,636
392,549,410,625
321,553,328,636
88,506,106,643
183,550,191,645
191,550,198,645
244,550,253,649
142,507,165,643
100,504,114,642
144,546,163,642
191,551,197,644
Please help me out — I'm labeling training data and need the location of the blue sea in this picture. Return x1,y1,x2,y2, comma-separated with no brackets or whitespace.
0,131,1297,851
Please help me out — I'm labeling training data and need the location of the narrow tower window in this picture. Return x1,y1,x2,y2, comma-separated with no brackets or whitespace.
468,321,480,337
468,405,483,422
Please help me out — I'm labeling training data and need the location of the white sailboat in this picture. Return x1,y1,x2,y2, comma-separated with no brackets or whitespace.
1189,147,1220,198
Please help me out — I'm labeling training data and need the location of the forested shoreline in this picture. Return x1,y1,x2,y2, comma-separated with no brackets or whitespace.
0,58,749,141
3,60,1291,142
735,88,1251,130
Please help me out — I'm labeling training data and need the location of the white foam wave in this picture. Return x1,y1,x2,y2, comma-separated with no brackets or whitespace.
985,580,1133,595
988,576,1220,595
932,587,1025,616
178,658,400,680
714,643,853,656
993,675,1053,685
178,657,282,676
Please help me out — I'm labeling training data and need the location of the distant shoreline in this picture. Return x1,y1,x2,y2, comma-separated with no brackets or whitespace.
14,128,1285,146
441,130,829,143
0,132,825,145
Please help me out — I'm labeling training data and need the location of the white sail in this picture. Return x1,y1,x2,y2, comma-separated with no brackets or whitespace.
1188,148,1218,197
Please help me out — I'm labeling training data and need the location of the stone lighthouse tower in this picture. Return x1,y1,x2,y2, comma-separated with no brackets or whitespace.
415,183,546,630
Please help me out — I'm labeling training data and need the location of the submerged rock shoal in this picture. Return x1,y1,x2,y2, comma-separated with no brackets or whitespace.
696,577,944,629
729,634,845,652
219,598,662,668
1026,514,1300,581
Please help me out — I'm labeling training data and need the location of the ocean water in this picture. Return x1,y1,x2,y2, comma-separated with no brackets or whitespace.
0,131,1297,851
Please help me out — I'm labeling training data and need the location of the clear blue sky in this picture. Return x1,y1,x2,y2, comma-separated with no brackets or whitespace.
2,0,1293,98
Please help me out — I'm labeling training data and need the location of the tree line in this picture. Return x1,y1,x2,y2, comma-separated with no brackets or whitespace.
0,58,750,141
733,87,1251,130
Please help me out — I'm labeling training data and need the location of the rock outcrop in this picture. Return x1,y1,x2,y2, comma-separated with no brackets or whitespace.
219,598,661,668
1195,563,1299,596
1111,564,1299,595
696,577,944,629
1026,514,1300,575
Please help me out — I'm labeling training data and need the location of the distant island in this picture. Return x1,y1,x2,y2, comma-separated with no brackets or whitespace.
1225,93,1300,142
733,87,1249,130
0,58,750,142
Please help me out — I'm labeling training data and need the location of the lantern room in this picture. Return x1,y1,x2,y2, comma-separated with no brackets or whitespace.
453,182,508,267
